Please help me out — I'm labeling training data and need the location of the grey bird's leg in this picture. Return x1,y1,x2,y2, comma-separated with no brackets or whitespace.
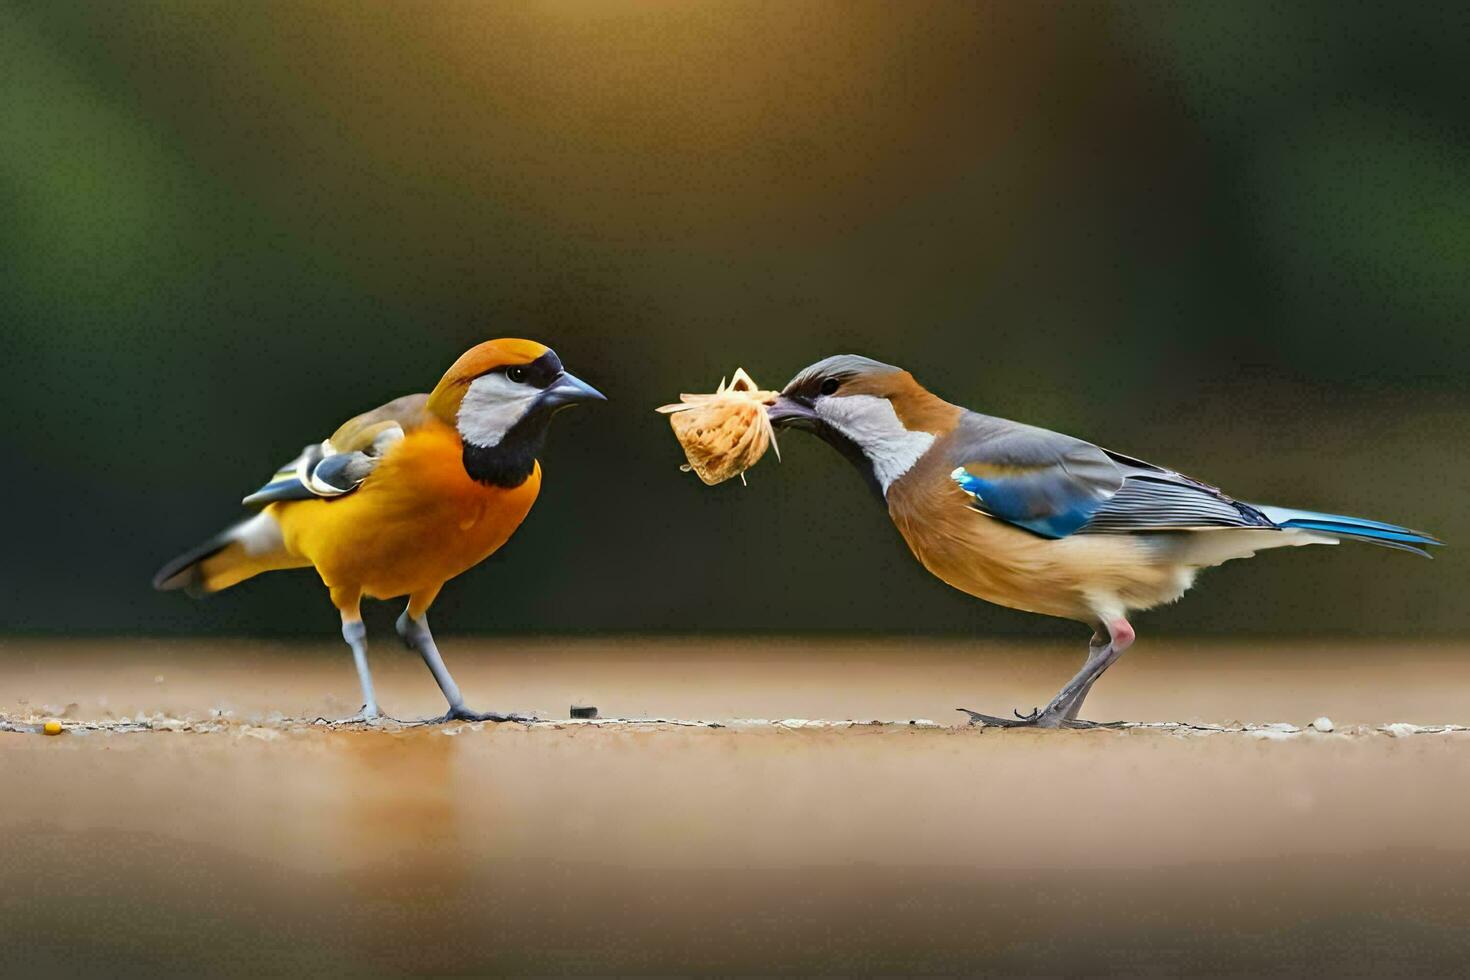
341,617,381,721
1061,633,1110,722
960,619,1135,729
395,608,535,724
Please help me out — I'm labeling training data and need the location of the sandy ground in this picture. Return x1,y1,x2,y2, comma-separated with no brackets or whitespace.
3,636,1469,975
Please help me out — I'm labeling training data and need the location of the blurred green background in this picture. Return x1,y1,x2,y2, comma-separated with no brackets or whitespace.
2,1,1464,638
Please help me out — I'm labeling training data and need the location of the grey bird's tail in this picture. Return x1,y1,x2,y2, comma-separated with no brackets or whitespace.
1253,505,1443,557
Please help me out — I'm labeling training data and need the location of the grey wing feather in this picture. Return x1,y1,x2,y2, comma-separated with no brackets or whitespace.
953,414,1121,482
241,443,327,507
241,430,400,509
945,414,1124,538
239,395,420,509
312,451,378,491
948,413,1272,537
1078,471,1275,533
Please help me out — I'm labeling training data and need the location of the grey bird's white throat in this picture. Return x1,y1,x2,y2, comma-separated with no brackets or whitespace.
815,394,935,493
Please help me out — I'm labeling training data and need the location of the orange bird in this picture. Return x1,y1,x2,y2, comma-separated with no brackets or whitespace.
153,339,604,722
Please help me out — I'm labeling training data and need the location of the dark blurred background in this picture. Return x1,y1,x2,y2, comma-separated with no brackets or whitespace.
2,1,1464,638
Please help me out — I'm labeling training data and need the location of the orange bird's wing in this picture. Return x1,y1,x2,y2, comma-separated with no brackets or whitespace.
241,393,432,508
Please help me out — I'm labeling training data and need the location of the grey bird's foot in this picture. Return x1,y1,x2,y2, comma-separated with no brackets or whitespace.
958,620,1138,731
957,707,1119,730
434,705,538,724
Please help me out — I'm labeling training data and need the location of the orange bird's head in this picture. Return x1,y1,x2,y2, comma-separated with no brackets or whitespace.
427,339,605,484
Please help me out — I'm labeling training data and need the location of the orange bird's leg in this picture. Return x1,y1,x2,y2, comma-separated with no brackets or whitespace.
395,586,536,724
332,586,380,721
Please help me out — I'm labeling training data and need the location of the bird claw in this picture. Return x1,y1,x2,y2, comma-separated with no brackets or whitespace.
322,707,400,726
958,707,1122,730
436,705,538,724
958,708,1034,728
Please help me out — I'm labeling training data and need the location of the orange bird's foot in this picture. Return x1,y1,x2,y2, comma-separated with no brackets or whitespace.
435,705,538,724
318,706,402,726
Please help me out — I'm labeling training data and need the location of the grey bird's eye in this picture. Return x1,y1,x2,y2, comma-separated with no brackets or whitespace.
507,366,527,383
820,377,841,395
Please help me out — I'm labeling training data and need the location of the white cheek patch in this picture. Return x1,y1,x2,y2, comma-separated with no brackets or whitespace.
816,394,935,493
458,374,540,448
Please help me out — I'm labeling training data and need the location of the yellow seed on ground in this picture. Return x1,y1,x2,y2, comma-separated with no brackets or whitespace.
43,720,62,736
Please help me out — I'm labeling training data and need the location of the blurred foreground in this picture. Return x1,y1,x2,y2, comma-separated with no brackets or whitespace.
3,637,1469,974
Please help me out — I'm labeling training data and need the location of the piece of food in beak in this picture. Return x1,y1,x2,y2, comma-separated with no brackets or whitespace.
655,368,781,485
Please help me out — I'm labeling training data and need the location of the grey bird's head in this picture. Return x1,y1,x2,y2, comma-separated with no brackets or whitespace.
767,355,951,496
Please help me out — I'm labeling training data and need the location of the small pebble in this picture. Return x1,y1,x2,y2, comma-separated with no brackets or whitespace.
43,720,62,736
1310,716,1334,733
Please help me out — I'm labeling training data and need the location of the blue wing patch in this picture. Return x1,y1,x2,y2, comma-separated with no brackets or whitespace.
950,466,1101,539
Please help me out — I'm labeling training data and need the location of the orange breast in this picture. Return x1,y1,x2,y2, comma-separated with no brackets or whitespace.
273,422,542,600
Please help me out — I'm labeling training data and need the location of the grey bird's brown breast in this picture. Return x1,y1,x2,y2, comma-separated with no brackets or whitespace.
883,445,1161,624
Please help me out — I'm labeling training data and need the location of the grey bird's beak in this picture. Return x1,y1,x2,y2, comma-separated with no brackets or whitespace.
766,393,817,430
540,371,607,411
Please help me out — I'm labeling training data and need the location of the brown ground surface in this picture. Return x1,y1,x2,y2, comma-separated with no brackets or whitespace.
2,636,1469,975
